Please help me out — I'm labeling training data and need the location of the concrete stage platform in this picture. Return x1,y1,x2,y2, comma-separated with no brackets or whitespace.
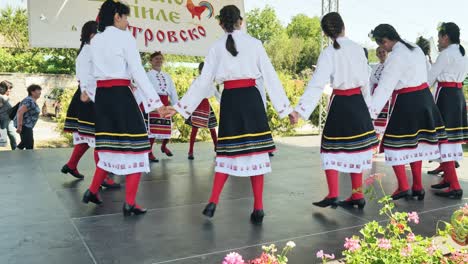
1,138,467,264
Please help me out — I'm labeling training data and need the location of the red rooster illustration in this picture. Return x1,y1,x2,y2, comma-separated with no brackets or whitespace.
186,0,214,20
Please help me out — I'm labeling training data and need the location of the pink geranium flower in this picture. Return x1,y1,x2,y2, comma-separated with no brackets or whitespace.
400,244,413,257
223,252,245,264
316,250,335,260
344,237,361,252
407,233,416,242
408,212,420,224
377,238,392,250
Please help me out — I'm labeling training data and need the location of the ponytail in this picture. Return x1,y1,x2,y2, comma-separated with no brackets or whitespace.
226,34,238,56
321,12,345,50
332,39,340,49
78,20,98,55
460,45,466,56
399,39,415,51
97,0,130,32
438,22,465,56
372,24,414,51
218,5,241,57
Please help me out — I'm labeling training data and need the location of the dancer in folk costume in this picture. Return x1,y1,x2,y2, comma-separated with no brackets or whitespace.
185,62,220,160
369,47,390,151
427,22,467,199
290,12,378,209
61,21,119,188
145,51,178,161
80,0,170,216
170,5,293,224
368,24,449,201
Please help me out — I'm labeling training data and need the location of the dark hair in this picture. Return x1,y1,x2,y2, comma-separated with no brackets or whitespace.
372,24,415,51
363,48,369,60
27,84,42,96
219,5,242,56
416,36,430,55
150,51,163,60
439,22,465,56
78,21,98,55
0,80,13,95
198,62,204,73
321,12,345,49
97,0,130,32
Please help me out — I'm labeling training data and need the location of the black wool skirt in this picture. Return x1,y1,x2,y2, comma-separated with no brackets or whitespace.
64,87,96,137
435,86,468,144
216,86,275,157
94,86,150,154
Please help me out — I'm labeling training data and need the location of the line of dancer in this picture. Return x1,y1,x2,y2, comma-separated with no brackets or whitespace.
67,0,466,220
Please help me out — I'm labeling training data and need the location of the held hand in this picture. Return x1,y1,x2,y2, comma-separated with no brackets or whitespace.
16,126,22,134
289,111,299,125
80,91,90,102
163,106,177,118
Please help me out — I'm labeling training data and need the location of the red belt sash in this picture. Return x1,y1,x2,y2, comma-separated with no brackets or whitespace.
224,79,256,89
97,79,131,88
332,87,361,96
391,83,428,107
438,82,463,88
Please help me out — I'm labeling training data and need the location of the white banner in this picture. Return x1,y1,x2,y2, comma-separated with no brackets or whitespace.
28,0,245,56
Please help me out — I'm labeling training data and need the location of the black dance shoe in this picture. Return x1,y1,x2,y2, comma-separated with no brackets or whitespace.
313,197,338,208
455,161,460,168
202,202,216,218
123,203,147,216
188,154,194,160
161,147,173,157
435,189,463,199
149,157,159,163
82,189,102,205
250,209,265,225
61,164,85,179
391,190,411,200
431,182,450,189
427,167,444,175
101,180,121,189
268,152,274,157
338,198,366,209
411,189,425,201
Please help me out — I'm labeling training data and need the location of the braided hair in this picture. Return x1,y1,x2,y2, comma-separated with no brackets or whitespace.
97,0,130,32
321,12,344,49
218,5,242,56
439,22,465,56
416,36,430,56
372,24,414,51
78,21,97,55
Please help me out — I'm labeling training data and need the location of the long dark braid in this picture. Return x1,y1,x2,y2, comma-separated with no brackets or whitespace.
439,22,465,56
372,24,415,51
219,5,241,56
97,0,130,32
321,12,345,49
78,21,98,55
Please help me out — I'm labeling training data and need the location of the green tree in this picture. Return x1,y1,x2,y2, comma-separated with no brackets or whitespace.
245,6,284,43
0,6,28,49
265,32,304,73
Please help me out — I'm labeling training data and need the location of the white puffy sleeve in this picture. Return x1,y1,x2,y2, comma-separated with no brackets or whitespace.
369,53,403,119
428,51,449,88
76,45,97,100
174,45,218,119
294,49,332,120
166,73,179,105
123,32,163,112
257,41,292,118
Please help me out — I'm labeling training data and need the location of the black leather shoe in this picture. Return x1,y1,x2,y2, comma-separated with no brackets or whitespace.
391,190,411,200
269,152,274,157
428,167,444,175
338,198,366,209
202,202,216,218
123,203,147,216
188,154,194,160
101,181,121,189
412,189,425,201
161,147,173,157
313,197,338,208
61,164,85,179
149,157,159,163
82,189,102,205
431,182,450,189
455,161,460,168
250,209,265,224
435,189,463,199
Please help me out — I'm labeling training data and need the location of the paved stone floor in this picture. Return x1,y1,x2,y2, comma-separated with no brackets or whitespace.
0,138,466,264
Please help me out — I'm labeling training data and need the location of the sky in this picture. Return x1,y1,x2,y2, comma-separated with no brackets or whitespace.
2,0,468,47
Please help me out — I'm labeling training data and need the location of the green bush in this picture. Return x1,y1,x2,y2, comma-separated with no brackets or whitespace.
56,87,76,146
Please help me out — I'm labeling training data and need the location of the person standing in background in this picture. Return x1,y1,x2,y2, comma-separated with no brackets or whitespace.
15,84,42,150
0,80,17,150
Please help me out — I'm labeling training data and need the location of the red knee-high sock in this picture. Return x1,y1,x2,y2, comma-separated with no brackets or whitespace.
392,165,410,192
89,167,108,194
208,172,229,204
93,150,99,164
410,161,423,191
325,170,339,198
149,138,156,159
92,151,114,184
442,161,461,191
67,144,89,170
210,129,218,147
350,173,364,200
125,173,142,206
250,175,264,210
162,139,169,149
188,127,198,154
